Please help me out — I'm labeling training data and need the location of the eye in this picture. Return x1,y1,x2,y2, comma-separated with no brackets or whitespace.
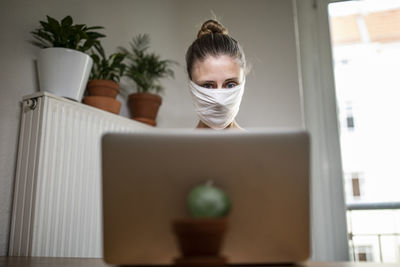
202,83,214,89
225,82,238,89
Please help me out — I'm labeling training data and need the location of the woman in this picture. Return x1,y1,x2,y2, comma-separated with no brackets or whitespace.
186,19,248,130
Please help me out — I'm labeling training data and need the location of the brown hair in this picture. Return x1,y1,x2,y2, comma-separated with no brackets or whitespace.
185,20,246,80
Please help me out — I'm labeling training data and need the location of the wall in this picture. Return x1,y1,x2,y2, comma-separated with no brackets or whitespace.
0,0,302,255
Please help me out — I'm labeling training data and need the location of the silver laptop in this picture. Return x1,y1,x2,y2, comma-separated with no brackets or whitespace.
102,129,310,265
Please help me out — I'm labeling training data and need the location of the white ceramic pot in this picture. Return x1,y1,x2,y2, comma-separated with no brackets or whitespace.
37,47,93,101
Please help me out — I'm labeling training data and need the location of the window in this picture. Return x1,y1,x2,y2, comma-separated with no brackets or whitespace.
351,176,360,197
344,172,364,201
329,0,400,262
355,245,374,261
345,102,355,131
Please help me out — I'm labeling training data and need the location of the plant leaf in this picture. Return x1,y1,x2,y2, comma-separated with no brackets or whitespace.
61,15,73,27
86,26,104,30
30,15,105,52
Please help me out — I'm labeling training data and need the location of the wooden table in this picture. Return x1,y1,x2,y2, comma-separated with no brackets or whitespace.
1,257,400,267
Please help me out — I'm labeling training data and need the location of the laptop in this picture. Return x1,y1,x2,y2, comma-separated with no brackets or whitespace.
101,129,310,265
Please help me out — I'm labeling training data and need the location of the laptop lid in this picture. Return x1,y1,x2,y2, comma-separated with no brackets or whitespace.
102,129,310,265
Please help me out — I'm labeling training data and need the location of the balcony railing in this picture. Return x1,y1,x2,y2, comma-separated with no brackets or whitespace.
346,202,400,263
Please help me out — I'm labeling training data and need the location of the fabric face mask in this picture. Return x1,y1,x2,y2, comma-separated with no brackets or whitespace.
189,80,245,130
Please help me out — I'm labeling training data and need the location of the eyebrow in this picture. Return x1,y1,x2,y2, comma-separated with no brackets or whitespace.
197,78,239,84
198,80,215,84
224,78,239,82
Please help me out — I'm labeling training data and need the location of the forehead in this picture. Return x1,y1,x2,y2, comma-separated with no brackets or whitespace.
192,55,242,81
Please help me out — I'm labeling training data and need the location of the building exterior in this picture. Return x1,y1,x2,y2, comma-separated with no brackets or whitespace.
329,1,400,262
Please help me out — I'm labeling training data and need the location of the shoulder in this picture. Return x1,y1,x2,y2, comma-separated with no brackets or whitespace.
195,120,245,130
230,121,245,131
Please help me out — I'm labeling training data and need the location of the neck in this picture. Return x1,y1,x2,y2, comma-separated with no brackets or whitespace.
196,120,237,129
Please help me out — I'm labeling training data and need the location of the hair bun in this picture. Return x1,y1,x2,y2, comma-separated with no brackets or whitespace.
197,19,228,38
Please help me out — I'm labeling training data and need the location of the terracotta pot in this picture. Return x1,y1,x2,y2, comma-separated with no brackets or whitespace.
83,96,121,114
87,80,119,99
128,93,162,126
172,218,228,257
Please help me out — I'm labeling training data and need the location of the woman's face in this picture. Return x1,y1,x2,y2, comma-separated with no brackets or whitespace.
191,55,244,89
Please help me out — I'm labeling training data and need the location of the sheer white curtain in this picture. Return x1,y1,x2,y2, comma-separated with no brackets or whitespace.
293,0,349,261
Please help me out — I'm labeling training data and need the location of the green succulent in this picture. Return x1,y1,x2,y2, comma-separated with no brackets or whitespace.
89,43,126,82
187,181,231,218
119,34,177,94
30,15,105,53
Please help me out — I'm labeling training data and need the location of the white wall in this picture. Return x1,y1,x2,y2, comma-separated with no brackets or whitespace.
0,0,302,255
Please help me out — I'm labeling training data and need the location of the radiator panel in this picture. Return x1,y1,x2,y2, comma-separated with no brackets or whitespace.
9,92,149,257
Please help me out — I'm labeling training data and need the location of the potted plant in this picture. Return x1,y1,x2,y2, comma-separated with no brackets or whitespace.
119,34,176,126
172,181,231,266
31,15,105,101
83,42,126,114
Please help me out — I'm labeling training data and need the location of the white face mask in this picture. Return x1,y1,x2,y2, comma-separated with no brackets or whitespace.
189,80,245,130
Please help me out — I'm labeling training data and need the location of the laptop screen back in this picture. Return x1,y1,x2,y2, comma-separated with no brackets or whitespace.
102,129,310,265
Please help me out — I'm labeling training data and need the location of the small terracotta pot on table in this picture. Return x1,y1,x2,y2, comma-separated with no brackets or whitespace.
128,92,162,127
172,218,228,267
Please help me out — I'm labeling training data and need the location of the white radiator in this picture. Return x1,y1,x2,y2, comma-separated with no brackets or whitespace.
9,92,150,257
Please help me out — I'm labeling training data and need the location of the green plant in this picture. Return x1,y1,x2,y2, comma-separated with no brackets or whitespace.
119,34,177,94
187,180,231,218
89,43,126,82
30,15,105,53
